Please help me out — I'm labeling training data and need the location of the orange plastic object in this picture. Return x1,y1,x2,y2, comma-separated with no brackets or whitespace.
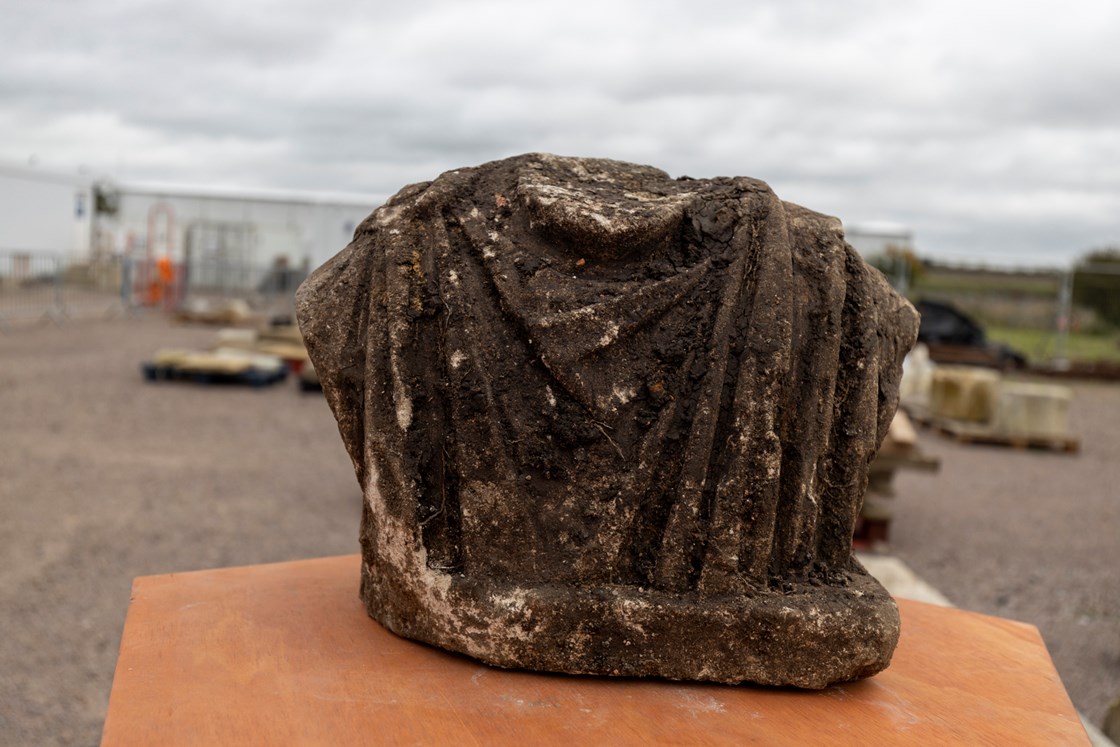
101,555,1089,746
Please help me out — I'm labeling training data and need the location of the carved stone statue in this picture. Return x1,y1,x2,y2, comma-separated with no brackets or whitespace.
296,154,919,687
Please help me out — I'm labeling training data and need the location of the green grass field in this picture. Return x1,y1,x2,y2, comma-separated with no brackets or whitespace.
914,272,1061,298
986,326,1120,363
907,266,1120,362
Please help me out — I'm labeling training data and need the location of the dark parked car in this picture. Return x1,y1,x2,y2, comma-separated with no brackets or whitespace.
914,299,1027,370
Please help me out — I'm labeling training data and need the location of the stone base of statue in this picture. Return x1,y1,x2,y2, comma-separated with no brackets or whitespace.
297,154,920,687
361,522,898,687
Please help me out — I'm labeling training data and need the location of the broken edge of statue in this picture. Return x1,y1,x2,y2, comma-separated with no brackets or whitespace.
296,154,920,688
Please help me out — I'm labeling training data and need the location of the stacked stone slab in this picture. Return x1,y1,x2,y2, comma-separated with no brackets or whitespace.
991,382,1073,438
930,366,1001,422
297,154,919,688
931,366,1073,438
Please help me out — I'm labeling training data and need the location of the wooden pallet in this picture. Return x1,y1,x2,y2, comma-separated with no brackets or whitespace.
141,362,288,388
933,418,1079,453
902,402,1078,453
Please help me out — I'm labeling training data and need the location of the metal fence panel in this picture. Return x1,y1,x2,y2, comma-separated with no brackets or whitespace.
0,249,311,328
0,251,131,327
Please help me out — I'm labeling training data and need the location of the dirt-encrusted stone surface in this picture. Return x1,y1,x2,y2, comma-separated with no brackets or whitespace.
297,154,919,687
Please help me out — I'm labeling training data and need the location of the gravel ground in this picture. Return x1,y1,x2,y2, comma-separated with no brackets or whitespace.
890,378,1120,730
0,314,1116,744
0,315,360,746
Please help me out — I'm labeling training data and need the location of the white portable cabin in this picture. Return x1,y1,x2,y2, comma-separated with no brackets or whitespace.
0,162,94,259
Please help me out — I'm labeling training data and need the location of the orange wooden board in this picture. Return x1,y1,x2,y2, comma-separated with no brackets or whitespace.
101,555,1089,746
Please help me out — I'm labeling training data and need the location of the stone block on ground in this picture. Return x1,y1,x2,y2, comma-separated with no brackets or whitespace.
990,381,1073,438
930,366,1001,423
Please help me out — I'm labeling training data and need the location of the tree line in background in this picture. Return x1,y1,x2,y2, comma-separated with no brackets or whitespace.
1072,249,1120,329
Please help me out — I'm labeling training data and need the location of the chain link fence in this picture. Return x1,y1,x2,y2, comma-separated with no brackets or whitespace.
0,251,132,327
0,250,308,328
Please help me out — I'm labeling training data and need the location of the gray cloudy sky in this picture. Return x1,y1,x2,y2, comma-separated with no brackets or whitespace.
2,0,1118,267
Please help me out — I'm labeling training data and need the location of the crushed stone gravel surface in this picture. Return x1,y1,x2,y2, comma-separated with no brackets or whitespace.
890,378,1119,729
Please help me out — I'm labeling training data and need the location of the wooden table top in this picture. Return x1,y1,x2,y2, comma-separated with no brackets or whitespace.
101,554,1088,746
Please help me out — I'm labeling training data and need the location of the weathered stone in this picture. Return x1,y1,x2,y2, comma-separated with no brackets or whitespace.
990,381,1072,437
930,366,1001,423
296,154,919,688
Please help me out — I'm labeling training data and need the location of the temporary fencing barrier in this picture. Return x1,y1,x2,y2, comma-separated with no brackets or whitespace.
0,251,131,327
0,250,310,328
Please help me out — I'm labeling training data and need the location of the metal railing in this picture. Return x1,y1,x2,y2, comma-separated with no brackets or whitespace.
0,250,312,328
0,252,66,323
0,251,136,327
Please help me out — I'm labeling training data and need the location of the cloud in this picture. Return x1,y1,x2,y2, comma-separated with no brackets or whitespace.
1,0,1118,266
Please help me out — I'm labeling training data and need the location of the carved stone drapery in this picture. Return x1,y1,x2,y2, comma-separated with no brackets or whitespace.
297,154,919,687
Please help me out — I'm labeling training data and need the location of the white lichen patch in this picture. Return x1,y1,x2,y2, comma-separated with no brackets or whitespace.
367,472,453,612
390,355,412,430
598,320,620,348
621,189,696,206
484,598,535,643
611,384,636,407
450,350,467,369
588,211,614,229
806,607,830,631
522,182,575,204
489,588,530,614
374,204,405,227
447,269,460,286
544,385,557,407
536,303,597,330
617,598,651,635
